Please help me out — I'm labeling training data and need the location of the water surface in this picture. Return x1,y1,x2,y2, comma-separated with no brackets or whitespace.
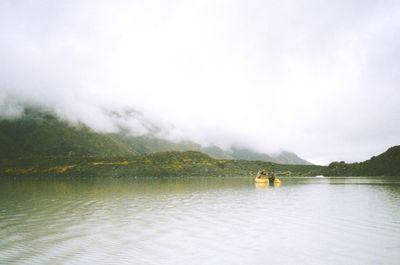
1,177,399,264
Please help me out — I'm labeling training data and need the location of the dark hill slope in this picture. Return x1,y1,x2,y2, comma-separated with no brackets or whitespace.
0,109,136,160
321,146,400,176
359,146,400,175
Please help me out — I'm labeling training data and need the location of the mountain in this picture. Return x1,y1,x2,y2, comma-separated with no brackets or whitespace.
0,108,311,164
0,108,399,177
271,151,313,165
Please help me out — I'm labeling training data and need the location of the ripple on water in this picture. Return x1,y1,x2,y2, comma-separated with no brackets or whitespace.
0,178,400,265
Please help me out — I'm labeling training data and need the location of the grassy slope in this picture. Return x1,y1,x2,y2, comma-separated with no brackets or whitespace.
1,146,400,178
0,151,323,178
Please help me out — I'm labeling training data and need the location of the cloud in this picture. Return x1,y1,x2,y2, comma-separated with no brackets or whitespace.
0,0,400,164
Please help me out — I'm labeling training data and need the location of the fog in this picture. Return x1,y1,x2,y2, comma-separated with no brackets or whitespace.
1,0,400,164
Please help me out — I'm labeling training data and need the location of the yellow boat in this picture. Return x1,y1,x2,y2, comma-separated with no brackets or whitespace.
254,170,281,185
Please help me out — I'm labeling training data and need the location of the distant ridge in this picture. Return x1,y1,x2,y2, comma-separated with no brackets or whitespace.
227,147,312,165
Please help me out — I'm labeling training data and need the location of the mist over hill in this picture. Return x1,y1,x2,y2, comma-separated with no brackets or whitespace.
0,107,311,165
1,107,400,177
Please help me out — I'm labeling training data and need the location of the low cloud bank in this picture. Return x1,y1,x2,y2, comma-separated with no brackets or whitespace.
1,0,400,164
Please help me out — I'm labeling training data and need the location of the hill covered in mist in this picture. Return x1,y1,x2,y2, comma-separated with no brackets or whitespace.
2,107,399,177
0,108,399,177
0,107,311,165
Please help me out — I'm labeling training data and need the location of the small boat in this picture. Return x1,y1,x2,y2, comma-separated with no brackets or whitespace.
254,170,281,184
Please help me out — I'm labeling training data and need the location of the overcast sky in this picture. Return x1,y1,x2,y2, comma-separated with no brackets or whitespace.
0,0,399,164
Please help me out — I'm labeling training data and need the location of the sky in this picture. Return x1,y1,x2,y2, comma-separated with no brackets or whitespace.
0,0,400,164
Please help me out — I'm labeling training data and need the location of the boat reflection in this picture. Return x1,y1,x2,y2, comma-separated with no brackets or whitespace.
255,181,281,188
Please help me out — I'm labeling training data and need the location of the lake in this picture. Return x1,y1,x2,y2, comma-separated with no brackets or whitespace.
1,177,399,264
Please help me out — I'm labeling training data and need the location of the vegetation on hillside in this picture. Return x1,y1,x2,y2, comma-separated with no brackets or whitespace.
0,108,399,178
0,151,324,178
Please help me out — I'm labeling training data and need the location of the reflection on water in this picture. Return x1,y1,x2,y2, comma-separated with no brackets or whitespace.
1,177,400,264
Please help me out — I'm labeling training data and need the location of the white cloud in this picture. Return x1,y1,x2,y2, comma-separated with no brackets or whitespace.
0,0,400,164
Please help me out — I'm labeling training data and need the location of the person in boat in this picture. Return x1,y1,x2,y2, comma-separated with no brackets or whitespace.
268,172,275,183
260,170,267,177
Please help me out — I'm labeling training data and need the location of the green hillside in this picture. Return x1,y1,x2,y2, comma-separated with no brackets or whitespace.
2,107,398,177
0,151,324,178
361,146,400,175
